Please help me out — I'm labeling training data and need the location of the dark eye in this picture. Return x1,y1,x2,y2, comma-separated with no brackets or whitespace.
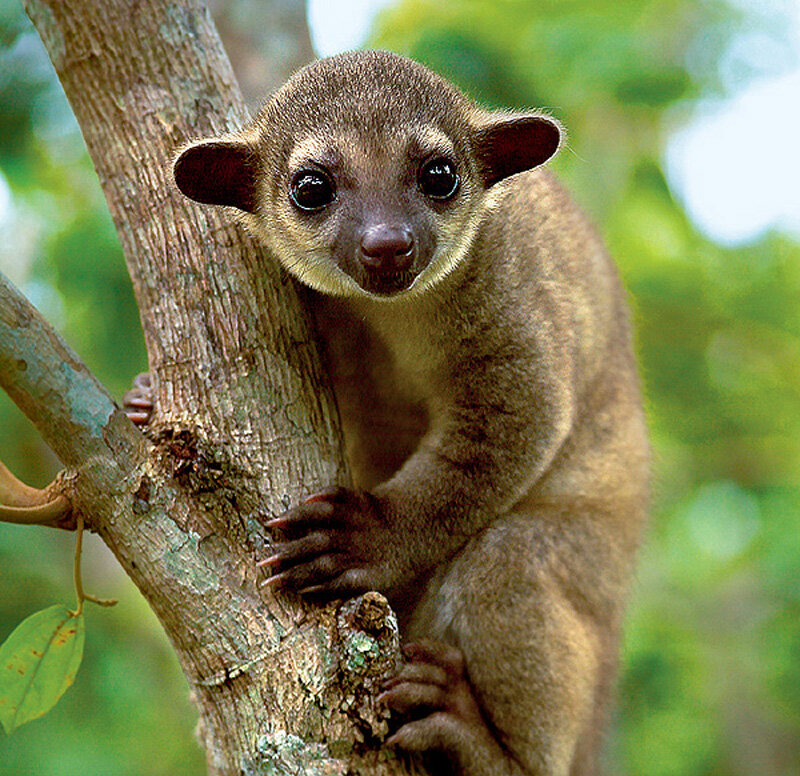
418,157,459,200
290,170,336,211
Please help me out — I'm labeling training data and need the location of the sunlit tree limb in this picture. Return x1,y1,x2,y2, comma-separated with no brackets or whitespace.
0,271,134,470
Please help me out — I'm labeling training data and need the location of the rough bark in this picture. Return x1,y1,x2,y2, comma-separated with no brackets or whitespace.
4,0,415,773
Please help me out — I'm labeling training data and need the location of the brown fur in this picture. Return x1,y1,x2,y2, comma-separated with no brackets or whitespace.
167,51,649,776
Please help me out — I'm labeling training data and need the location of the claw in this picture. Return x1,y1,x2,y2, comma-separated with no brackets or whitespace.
259,572,288,588
255,554,282,569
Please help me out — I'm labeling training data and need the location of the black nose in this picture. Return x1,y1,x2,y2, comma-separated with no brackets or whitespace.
359,225,415,275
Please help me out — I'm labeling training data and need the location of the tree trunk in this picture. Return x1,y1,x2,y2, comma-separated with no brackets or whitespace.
3,0,415,773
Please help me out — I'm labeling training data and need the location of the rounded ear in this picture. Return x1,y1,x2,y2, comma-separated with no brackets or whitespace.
173,139,259,212
473,114,561,187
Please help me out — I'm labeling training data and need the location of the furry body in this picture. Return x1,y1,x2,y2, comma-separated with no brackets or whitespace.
164,51,650,775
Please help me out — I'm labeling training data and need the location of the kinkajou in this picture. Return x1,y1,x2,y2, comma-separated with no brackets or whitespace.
127,50,649,776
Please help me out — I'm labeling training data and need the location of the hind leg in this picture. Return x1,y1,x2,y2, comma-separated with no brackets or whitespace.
385,510,628,776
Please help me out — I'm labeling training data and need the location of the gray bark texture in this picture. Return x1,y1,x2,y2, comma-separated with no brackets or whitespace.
1,0,417,773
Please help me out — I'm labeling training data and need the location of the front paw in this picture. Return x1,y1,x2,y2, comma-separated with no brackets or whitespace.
122,372,154,426
258,486,389,599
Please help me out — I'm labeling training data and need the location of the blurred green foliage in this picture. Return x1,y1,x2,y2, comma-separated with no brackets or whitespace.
0,0,798,774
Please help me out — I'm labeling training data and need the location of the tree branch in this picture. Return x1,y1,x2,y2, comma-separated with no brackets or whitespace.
0,270,141,528
0,271,134,467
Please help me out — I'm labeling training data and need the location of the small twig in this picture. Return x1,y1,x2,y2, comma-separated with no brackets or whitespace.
69,514,118,617
0,461,72,526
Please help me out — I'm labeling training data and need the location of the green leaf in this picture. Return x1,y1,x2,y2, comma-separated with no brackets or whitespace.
0,605,85,734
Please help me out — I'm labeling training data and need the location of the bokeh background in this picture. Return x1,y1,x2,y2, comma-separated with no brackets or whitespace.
1,0,799,774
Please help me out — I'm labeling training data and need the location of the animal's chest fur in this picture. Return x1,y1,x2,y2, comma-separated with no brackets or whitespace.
310,295,444,489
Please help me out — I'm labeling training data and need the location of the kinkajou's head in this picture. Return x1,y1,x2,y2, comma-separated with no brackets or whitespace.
174,50,561,299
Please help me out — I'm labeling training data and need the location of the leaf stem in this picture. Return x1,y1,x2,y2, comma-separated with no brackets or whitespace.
69,515,118,617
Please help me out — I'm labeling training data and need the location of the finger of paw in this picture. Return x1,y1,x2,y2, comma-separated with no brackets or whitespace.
123,388,151,405
262,553,344,590
337,567,375,592
298,568,363,599
303,486,350,505
261,533,333,567
125,410,152,426
383,661,449,690
132,372,152,389
306,487,376,518
386,712,460,752
266,501,335,535
378,681,448,715
403,640,467,679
